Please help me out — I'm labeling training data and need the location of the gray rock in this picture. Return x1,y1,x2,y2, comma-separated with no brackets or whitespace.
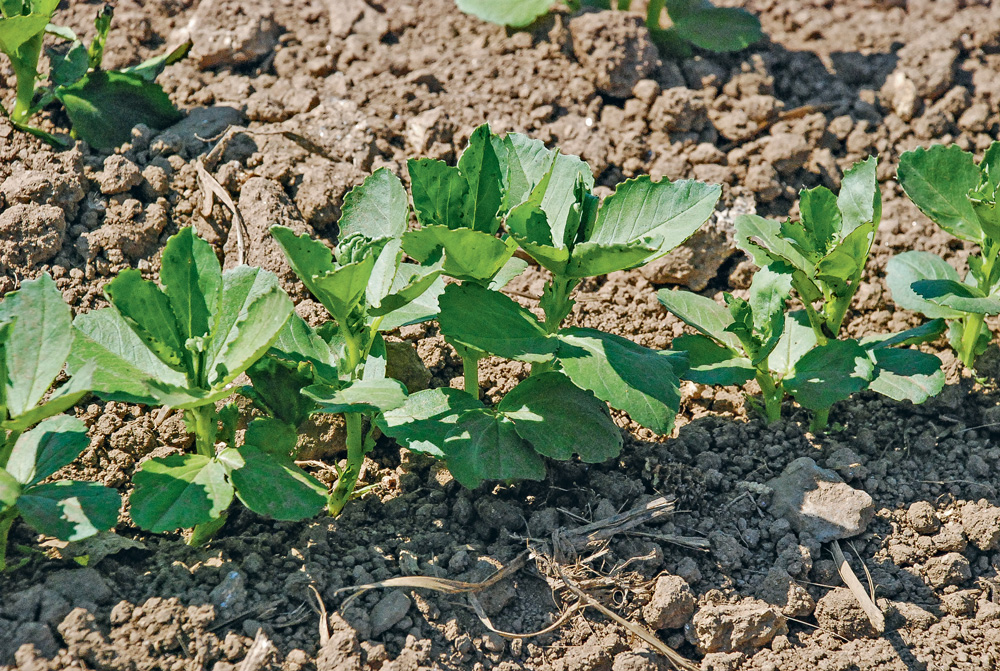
171,0,281,69
642,575,695,629
685,599,786,653
756,567,815,617
369,590,411,638
924,552,971,589
5,622,59,663
907,501,940,535
45,568,113,606
886,600,937,630
152,106,246,159
766,457,874,543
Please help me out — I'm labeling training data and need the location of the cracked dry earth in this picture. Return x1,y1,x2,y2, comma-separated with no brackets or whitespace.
2,0,1000,669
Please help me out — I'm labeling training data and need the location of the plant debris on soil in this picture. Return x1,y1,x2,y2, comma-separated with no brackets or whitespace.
2,0,1000,670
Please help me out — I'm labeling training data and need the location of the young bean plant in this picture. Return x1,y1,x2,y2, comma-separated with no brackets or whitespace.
0,275,120,571
0,2,187,147
379,125,719,487
269,168,446,515
886,142,1000,369
66,227,322,545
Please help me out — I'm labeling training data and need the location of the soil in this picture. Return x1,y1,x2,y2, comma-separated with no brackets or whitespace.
2,0,1000,669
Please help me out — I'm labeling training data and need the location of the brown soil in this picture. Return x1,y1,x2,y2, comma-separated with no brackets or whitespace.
2,0,1000,669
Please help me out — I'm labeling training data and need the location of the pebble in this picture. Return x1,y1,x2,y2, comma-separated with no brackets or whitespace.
642,575,695,630
370,590,411,638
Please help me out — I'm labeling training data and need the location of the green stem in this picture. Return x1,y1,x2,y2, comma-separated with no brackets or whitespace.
800,298,829,347
541,276,576,334
187,512,228,547
328,412,364,516
959,313,985,369
463,356,481,399
646,0,666,34
0,510,17,572
755,369,782,424
810,408,830,433
187,405,217,458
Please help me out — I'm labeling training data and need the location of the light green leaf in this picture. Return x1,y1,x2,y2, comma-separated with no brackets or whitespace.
488,257,530,291
438,283,556,362
672,334,755,385
367,238,403,308
271,226,337,288
309,256,377,320
103,269,184,369
897,144,982,242
556,328,683,434
1,363,93,431
868,348,944,404
498,132,556,211
657,288,741,350
815,221,876,290
0,14,49,53
130,454,233,533
441,410,546,488
303,378,408,414
458,124,504,234
565,240,660,278
769,311,817,379
735,213,812,271
797,186,840,255
912,279,1000,314
0,469,20,512
784,339,873,412
454,0,556,28
403,225,518,282
538,154,595,247
230,445,326,521
837,156,881,236
885,251,964,319
378,388,485,458
159,227,223,342
377,276,445,332
18,480,120,541
5,415,88,487
370,261,442,317
748,265,793,359
121,39,191,82
244,417,298,458
338,168,408,241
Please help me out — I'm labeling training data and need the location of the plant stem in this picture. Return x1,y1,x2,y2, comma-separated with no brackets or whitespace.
646,0,666,33
463,356,481,400
328,412,364,516
810,408,830,433
187,512,228,547
541,276,576,334
959,314,985,369
0,510,17,572
187,405,218,458
755,369,782,424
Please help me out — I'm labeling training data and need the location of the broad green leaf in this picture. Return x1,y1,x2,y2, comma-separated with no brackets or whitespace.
735,213,812,271
378,388,485,458
310,256,376,320
1,362,93,431
271,226,337,287
458,124,504,234
885,251,964,319
454,0,556,27
438,283,556,362
0,469,20,512
672,334,756,385
538,155,595,247
69,308,187,403
377,276,445,332
748,266,793,360
159,227,222,342
208,267,293,387
868,348,944,404
861,319,947,349
230,445,325,521
403,225,518,282
498,132,555,210
565,240,660,278
0,14,48,53
981,141,1000,192
556,328,683,434
769,311,817,379
121,39,191,82
506,201,554,247
303,378,408,414
266,313,338,377
784,339,873,412
837,156,881,236
588,177,720,252
362,334,387,382
243,358,317,428
104,269,184,369
18,480,120,541
815,222,876,291
510,233,570,276
5,415,88,486
408,158,471,230
499,372,622,462
488,257,530,291
55,70,183,149
130,454,233,533
672,7,763,52
244,418,298,458
0,274,73,418
49,41,89,88
912,279,1000,314
657,288,741,350
897,145,982,242
797,186,840,255
339,168,408,241
441,410,546,488
143,382,233,410
367,238,403,308
369,262,442,316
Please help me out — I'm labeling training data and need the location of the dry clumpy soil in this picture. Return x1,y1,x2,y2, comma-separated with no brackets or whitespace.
2,0,1000,670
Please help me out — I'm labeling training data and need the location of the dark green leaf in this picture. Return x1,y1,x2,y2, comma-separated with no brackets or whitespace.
441,410,546,488
18,480,120,541
310,256,376,320
159,227,223,343
55,70,183,149
408,158,471,230
735,213,812,271
130,454,233,532
784,339,873,411
672,334,755,385
369,263,442,317
912,279,1000,314
438,283,556,362
897,144,982,242
868,347,944,404
339,168,408,241
458,124,504,234
565,240,660,278
797,186,840,255
657,288,741,350
244,417,298,458
402,226,518,282
5,415,88,487
556,328,683,434
48,41,88,87
672,7,763,52
122,39,191,82
378,388,485,458
304,378,408,414
861,319,947,349
104,269,184,369
229,446,325,521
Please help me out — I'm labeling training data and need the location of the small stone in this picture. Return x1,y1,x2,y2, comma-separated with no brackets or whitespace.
924,552,971,589
0,204,66,273
98,155,142,195
940,589,979,616
813,588,882,639
475,498,523,531
762,133,811,175
370,590,411,638
674,556,702,585
745,163,782,203
642,575,695,630
766,457,875,543
9,622,58,660
171,0,280,69
907,501,940,535
482,632,505,653
386,341,432,393
880,71,919,121
612,649,658,671
961,500,1000,551
685,599,786,654
824,447,868,482
756,567,815,617
886,601,937,630
45,568,112,606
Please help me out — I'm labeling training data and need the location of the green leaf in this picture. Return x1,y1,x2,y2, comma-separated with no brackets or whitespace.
367,238,403,308
748,265,793,359
377,276,445,332
784,339,873,412
438,283,556,362
0,469,20,512
657,288,741,350
565,240,661,278
130,454,233,533
769,311,817,379
672,7,763,53
403,226,518,282
244,418,298,458
0,274,72,418
897,144,983,242
310,256,377,320
885,251,964,320
735,213,812,271
369,262,442,317
536,154,595,246
587,177,720,252
488,257,530,291
244,358,317,428
5,415,88,486
837,156,881,236
229,446,325,521
458,124,504,234
266,313,338,378
510,233,570,276
911,279,1000,314
0,14,49,53
303,378,408,414
556,328,683,434
159,227,223,343
454,0,556,28
271,226,336,285
55,70,183,149
797,186,840,255
378,388,485,458
815,222,876,291
121,39,191,82
339,168,408,241
48,41,88,88
861,319,947,349
207,266,293,387
498,132,556,211
18,480,120,541
408,158,471,230
441,410,546,488
104,269,184,370
672,334,755,385
868,347,944,404
499,372,622,462
1,363,93,432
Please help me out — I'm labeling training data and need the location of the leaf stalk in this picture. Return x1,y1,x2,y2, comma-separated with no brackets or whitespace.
328,412,364,516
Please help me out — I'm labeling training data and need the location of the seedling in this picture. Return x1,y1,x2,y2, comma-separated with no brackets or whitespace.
454,0,763,56
66,227,319,544
271,168,445,515
886,143,1000,369
380,126,716,486
0,275,120,571
0,2,187,147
